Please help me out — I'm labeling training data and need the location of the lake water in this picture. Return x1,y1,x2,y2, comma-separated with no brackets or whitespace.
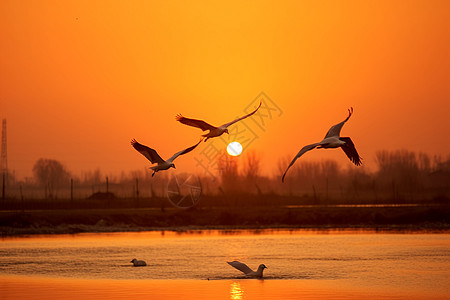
1,229,449,299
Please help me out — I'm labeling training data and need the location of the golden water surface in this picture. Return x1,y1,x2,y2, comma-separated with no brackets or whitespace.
1,230,449,299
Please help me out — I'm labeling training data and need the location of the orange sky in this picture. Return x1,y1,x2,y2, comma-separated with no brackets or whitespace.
1,0,449,180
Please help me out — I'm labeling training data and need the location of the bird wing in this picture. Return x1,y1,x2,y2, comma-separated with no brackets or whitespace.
220,101,262,128
282,143,319,182
227,261,254,275
175,114,217,131
131,139,165,164
324,107,353,139
340,137,362,166
167,138,203,162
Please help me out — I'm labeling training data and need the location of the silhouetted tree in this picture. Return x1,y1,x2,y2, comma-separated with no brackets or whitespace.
374,149,426,201
217,151,240,193
276,155,290,178
81,168,102,185
32,158,71,198
242,150,261,180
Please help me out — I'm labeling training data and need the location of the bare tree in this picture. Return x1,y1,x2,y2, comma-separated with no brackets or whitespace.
242,150,261,180
81,168,102,185
32,158,71,198
418,152,431,172
217,151,240,193
276,155,291,179
375,149,420,195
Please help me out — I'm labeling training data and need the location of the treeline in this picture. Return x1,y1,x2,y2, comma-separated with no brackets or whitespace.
1,149,449,206
217,149,449,204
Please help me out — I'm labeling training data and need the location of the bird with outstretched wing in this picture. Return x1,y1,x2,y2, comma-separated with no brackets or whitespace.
282,107,361,183
131,138,202,177
227,261,268,278
176,101,262,141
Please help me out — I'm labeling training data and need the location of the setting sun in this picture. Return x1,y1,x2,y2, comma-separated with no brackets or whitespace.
227,141,243,156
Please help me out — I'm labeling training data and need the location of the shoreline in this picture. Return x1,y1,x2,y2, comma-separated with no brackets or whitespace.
2,225,450,238
1,204,449,237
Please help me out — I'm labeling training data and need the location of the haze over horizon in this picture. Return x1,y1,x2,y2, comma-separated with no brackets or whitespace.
1,0,449,180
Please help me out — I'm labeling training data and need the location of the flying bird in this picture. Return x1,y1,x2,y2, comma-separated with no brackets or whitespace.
282,107,362,183
175,101,262,141
227,261,268,278
131,138,202,177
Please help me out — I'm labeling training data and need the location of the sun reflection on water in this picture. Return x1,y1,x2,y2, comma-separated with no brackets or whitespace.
229,282,244,300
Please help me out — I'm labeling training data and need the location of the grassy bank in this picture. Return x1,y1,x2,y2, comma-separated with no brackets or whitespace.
1,204,449,236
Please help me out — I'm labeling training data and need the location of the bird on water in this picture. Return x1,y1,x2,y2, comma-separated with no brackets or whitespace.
227,261,268,278
130,258,146,267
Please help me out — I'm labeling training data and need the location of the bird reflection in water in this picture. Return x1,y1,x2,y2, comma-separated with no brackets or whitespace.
229,282,244,300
